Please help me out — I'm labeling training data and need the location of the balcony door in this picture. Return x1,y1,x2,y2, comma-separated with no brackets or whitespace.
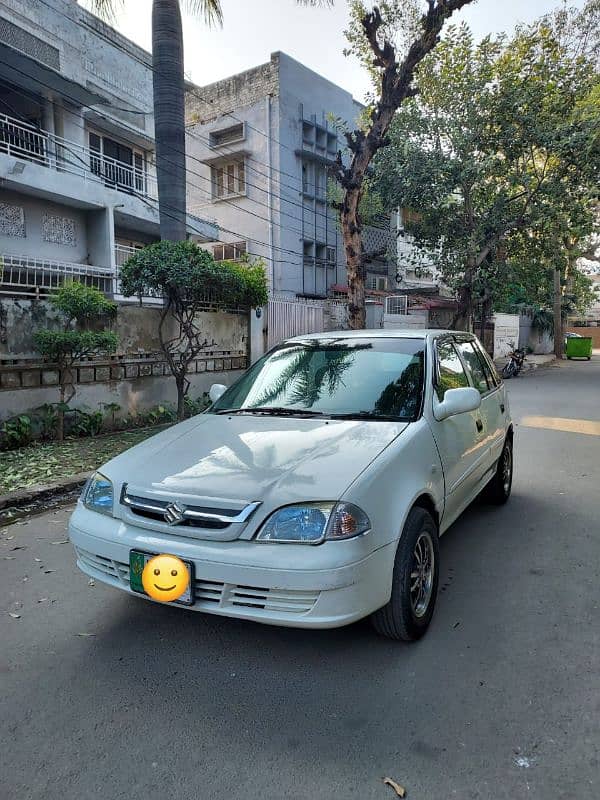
89,131,145,194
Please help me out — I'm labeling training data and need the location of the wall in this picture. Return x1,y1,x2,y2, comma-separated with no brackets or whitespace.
0,189,88,262
0,299,247,359
0,299,249,421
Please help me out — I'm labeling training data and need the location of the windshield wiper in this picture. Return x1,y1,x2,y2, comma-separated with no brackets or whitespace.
214,406,329,417
327,411,407,422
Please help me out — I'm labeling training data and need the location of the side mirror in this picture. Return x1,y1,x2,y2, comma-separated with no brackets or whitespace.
209,383,227,403
435,387,481,421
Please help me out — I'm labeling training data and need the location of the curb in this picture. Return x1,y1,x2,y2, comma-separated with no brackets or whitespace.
0,471,91,512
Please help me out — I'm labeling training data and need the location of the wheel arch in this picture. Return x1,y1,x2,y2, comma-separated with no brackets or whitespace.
411,493,440,532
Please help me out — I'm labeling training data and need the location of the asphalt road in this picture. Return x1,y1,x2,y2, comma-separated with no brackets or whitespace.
2,357,599,800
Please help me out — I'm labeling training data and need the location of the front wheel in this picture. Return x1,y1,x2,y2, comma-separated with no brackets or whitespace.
371,507,439,641
502,361,517,378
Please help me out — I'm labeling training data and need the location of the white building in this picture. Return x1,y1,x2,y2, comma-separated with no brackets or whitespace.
0,0,216,300
185,52,392,300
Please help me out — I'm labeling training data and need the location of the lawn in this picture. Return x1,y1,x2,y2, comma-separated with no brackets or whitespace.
0,427,163,495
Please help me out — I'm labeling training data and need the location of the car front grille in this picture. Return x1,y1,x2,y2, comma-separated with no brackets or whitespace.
120,485,261,534
76,547,319,616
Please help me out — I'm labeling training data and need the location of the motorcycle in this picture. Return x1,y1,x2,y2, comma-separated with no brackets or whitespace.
502,348,526,378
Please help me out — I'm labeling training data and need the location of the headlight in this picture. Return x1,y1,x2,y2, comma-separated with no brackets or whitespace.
82,472,114,516
256,502,370,544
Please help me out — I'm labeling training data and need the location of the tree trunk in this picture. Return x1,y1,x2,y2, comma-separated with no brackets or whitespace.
152,0,187,241
342,189,366,329
57,383,65,443
175,373,186,421
553,266,563,359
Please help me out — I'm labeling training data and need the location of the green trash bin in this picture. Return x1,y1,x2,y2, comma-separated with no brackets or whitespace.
566,336,593,360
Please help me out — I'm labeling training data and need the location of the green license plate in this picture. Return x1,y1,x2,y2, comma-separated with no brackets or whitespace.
129,550,194,605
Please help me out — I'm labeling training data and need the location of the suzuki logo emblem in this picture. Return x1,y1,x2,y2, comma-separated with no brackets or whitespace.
164,502,186,525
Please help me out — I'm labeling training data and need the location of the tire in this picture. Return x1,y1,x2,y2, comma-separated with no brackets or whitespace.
502,361,517,378
484,436,513,505
371,507,439,642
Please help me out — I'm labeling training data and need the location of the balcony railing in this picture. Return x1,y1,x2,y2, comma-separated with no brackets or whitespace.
0,113,157,200
0,253,115,298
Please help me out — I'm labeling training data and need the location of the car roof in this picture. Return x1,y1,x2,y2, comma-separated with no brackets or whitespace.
286,328,473,343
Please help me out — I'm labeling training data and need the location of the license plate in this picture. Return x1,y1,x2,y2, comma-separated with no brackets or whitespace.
129,550,194,605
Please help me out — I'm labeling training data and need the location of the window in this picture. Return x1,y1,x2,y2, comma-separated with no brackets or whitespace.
367,275,387,291
457,341,491,395
436,340,469,401
209,123,244,148
475,341,501,387
212,160,245,199
213,241,247,262
88,130,146,194
326,247,336,266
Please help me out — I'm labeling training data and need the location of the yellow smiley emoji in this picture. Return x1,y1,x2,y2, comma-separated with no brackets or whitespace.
142,554,189,603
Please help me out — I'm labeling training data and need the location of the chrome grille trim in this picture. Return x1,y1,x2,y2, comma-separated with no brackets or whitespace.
120,484,261,528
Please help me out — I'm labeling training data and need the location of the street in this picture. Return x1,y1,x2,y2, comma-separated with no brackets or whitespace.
1,358,599,800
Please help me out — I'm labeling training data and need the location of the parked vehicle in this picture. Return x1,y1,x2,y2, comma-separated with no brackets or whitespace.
501,347,526,378
69,330,513,641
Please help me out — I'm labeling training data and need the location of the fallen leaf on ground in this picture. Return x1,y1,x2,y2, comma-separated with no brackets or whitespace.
11,545,26,551
3,556,15,560
6,535,14,540
51,540,69,545
76,632,95,637
34,558,42,562
9,612,21,619
22,576,28,582
382,778,406,798
37,598,49,603
15,521,29,526
88,578,95,586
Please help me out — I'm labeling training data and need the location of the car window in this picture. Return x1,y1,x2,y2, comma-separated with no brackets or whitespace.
457,342,491,395
211,337,425,421
435,340,469,401
475,341,501,387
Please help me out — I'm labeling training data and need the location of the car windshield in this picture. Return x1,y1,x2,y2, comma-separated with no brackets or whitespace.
210,337,425,421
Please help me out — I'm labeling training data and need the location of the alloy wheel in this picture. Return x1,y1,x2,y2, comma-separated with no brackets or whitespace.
410,531,435,618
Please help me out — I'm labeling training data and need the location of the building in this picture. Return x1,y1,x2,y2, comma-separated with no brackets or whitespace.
0,0,217,300
185,52,392,301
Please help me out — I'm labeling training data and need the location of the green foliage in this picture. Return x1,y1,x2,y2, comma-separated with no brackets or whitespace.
33,330,118,362
70,407,104,437
0,415,33,450
372,17,600,324
119,240,267,308
49,282,117,326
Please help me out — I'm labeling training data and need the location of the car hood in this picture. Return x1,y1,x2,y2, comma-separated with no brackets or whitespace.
104,413,409,510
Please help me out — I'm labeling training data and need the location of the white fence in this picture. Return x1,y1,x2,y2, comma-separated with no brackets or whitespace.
267,298,326,349
0,253,115,298
0,113,157,199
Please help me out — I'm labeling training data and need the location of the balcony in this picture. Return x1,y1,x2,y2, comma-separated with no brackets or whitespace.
0,113,158,200
1,253,115,298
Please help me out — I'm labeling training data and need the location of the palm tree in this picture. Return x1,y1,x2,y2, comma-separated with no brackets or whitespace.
88,1,333,242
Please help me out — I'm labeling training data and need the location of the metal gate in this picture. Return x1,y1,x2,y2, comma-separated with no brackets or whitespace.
267,299,325,349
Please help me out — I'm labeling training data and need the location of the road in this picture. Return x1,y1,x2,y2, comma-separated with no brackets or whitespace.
2,357,599,800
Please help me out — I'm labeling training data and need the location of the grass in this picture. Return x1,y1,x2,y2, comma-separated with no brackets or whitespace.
0,427,164,495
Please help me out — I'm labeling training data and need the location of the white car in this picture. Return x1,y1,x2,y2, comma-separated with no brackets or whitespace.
69,330,513,641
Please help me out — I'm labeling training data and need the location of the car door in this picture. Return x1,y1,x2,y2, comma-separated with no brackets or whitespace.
429,337,487,523
455,339,506,474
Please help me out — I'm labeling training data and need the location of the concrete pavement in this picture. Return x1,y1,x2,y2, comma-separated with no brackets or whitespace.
1,356,599,800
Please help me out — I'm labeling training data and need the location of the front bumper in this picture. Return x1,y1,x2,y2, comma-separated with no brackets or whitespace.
68,504,395,629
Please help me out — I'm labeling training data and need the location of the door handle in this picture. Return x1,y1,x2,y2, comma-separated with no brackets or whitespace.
500,403,505,414
476,419,483,433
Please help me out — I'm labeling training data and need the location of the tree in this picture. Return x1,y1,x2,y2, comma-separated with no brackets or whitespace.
89,0,332,241
371,18,600,330
33,283,118,441
333,0,474,329
119,241,268,419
